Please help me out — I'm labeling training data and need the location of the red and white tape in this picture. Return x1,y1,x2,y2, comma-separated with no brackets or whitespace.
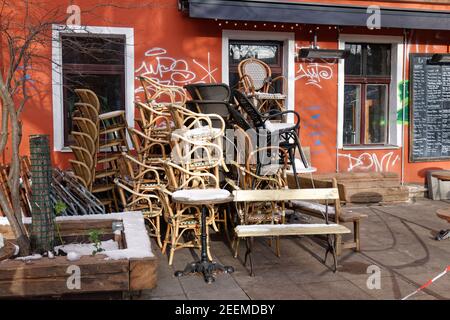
402,266,450,300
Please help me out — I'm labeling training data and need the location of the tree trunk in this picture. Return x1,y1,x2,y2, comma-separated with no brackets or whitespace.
0,189,30,255
0,95,30,256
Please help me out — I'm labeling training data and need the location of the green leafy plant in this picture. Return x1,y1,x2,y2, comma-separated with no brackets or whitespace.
54,201,67,216
54,200,68,246
88,229,104,255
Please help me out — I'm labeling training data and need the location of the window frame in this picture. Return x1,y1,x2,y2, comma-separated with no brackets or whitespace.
222,30,295,123
344,44,392,146
52,25,134,152
337,35,404,150
61,34,127,146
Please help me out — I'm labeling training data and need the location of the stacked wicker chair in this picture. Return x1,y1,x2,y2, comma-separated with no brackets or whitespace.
114,77,232,264
113,76,185,248
158,113,228,265
69,89,129,212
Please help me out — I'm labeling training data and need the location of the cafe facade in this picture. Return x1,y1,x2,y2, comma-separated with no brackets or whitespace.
12,0,450,184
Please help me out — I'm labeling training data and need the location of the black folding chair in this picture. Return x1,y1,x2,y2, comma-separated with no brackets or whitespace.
185,83,231,102
232,89,311,188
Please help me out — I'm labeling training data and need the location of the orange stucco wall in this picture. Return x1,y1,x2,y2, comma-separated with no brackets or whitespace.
2,0,450,184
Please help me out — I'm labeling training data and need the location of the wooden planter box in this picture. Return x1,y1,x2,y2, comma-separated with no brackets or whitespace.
0,212,157,298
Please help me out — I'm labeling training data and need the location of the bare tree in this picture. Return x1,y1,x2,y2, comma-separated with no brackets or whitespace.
0,0,167,256
0,0,70,255
0,0,112,255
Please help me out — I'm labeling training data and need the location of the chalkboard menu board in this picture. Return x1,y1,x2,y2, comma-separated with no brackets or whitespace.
410,53,450,162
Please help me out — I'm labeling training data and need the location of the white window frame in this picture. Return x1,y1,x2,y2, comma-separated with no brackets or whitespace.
222,30,296,123
337,34,404,149
52,24,134,152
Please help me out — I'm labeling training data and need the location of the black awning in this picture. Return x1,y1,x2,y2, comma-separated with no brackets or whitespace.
183,0,450,31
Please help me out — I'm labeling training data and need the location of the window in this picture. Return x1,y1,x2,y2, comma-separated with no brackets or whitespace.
61,34,126,146
52,25,134,152
228,40,283,92
343,43,391,145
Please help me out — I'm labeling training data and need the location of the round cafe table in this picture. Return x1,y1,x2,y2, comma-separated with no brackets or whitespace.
172,190,235,283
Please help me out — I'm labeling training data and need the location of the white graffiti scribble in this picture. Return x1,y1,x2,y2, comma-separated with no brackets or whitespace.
135,47,217,94
295,62,334,89
193,52,217,83
338,152,400,172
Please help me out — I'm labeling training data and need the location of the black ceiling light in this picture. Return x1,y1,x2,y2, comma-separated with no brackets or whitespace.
430,54,450,64
178,0,189,12
298,30,349,60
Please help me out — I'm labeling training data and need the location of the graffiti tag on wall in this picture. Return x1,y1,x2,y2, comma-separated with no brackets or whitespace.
338,152,400,172
295,46,336,89
135,47,218,94
295,62,334,89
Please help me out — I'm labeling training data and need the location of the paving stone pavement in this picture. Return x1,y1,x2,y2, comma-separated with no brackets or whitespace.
138,199,450,300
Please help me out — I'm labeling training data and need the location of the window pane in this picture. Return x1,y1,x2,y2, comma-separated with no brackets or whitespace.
62,35,125,65
64,73,124,145
229,41,281,66
228,40,283,91
366,44,391,76
345,44,362,76
365,84,388,144
344,84,361,145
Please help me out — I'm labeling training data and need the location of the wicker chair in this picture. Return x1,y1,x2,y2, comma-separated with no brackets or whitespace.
115,178,164,248
137,75,187,106
238,58,287,113
74,88,129,151
159,158,229,265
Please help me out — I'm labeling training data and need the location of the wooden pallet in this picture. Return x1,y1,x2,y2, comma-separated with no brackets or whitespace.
287,172,409,204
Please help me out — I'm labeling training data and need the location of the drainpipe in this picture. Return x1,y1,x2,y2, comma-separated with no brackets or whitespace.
336,28,340,173
401,29,409,186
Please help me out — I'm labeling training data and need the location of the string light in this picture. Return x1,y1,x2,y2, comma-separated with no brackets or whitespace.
274,24,277,28
281,25,284,28
234,23,238,26
225,21,229,24
244,23,247,26
263,23,266,26
218,23,222,26
254,25,257,28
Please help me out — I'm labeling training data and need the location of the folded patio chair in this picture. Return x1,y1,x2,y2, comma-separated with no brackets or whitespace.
232,90,315,187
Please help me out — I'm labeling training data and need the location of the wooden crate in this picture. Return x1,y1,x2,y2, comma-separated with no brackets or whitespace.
0,213,157,298
287,172,409,204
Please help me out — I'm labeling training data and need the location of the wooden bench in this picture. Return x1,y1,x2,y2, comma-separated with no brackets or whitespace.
232,188,351,276
288,178,367,255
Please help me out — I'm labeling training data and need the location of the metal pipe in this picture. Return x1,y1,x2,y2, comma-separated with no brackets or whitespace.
401,29,410,186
